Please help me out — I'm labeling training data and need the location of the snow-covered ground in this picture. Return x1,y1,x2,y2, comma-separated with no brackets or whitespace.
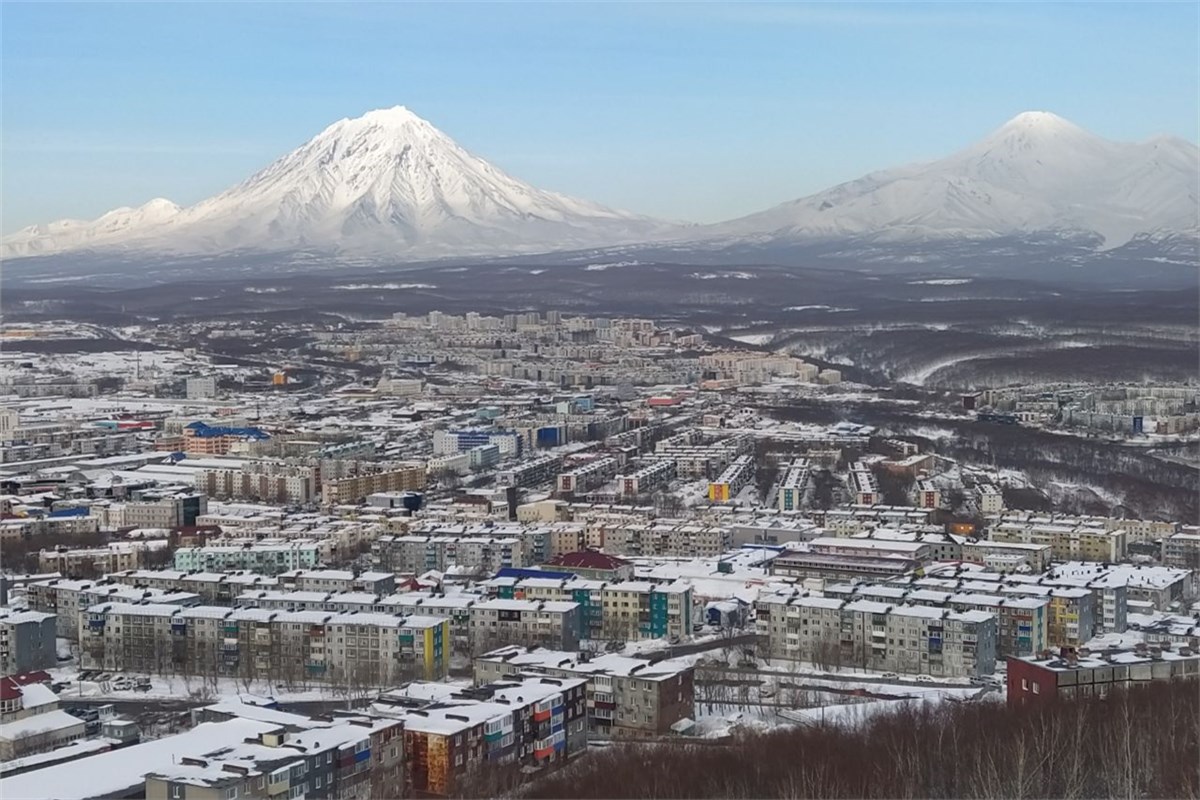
726,332,775,346
49,667,345,704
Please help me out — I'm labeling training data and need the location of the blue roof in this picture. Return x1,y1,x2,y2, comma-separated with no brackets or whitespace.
494,567,575,581
48,506,90,518
185,422,270,440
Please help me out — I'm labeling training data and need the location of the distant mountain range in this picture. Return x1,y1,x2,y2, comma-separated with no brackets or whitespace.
4,108,1197,271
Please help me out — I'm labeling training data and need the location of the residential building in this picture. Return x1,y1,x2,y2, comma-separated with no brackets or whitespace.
377,675,586,796
848,462,879,506
0,678,86,761
914,479,941,510
755,590,997,678
989,519,1127,563
1007,646,1200,707
80,602,452,682
200,460,319,505
776,458,811,512
468,599,580,652
960,540,1052,573
541,550,634,581
279,569,396,595
182,422,271,455
323,466,426,505
556,457,618,495
1162,531,1200,569
184,376,217,400
374,534,526,575
497,455,563,489
26,578,201,640
105,569,280,604
173,541,322,574
769,551,920,584
707,454,754,503
0,610,57,674
615,459,676,497
38,542,160,577
473,646,696,738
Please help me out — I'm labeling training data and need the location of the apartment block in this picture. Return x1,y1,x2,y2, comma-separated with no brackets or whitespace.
105,569,280,604
322,466,426,505
27,577,202,640
377,675,587,796
279,569,396,595
977,484,1005,514
143,717,404,800
556,457,618,495
755,590,997,678
468,599,580,652
173,542,322,575
473,646,695,738
0,609,57,674
914,479,941,510
1007,646,1200,707
769,551,920,584
38,542,155,577
373,534,527,574
960,540,1052,573
484,576,693,642
599,520,731,558
81,603,451,682
1162,531,1200,569
496,455,564,489
776,458,811,512
199,460,320,505
826,582,1049,658
989,519,1127,562
707,454,754,503
615,459,677,497
848,461,879,506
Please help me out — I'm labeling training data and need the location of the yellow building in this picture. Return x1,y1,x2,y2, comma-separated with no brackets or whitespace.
400,615,450,680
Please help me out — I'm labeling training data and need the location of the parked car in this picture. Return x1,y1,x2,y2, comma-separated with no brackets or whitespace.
915,675,935,683
880,672,899,680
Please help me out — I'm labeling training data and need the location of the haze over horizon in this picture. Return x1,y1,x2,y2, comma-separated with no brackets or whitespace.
3,2,1198,234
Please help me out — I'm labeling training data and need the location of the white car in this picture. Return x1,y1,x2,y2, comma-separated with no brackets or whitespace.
880,672,899,680
915,675,935,683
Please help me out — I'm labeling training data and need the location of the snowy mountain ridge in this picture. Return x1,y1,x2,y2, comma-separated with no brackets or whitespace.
3,109,1197,262
704,111,1199,250
2,106,678,259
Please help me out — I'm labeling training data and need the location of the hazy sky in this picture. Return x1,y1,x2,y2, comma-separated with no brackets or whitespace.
3,2,1197,233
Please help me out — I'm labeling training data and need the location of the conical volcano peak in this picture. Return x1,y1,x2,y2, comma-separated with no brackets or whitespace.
1001,110,1079,130
0,107,675,259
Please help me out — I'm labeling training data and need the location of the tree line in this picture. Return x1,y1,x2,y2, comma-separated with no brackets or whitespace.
459,680,1198,800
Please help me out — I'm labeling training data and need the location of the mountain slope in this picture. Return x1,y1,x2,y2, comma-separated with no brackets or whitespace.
706,111,1199,249
2,107,677,259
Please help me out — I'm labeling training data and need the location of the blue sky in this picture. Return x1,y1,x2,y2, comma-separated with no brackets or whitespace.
2,2,1197,232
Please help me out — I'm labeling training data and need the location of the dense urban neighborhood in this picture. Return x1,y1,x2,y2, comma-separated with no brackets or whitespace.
0,307,1195,798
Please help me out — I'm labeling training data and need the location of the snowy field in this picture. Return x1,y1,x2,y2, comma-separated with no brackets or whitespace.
49,667,345,704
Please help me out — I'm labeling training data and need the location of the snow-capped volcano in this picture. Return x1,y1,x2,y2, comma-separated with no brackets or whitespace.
2,106,676,259
706,111,1199,249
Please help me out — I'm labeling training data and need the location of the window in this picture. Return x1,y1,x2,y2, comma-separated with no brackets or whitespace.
170,786,184,800
1032,681,1040,695
1021,678,1029,691
225,788,238,800
314,776,323,789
